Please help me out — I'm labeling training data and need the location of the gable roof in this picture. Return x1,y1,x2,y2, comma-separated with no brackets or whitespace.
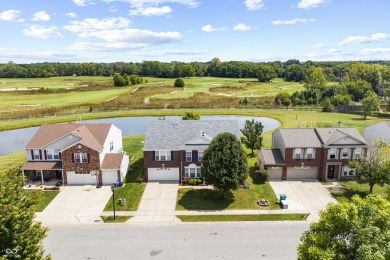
101,153,124,169
26,123,112,151
259,149,285,165
276,128,322,148
143,120,240,150
315,128,367,146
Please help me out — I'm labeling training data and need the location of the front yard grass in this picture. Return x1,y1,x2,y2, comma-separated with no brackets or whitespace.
100,216,132,223
104,135,146,211
329,181,389,203
30,190,60,212
177,214,309,222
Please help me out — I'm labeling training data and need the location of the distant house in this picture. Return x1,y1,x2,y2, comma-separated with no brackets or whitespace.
258,128,367,180
21,124,129,185
143,120,240,182
363,121,390,143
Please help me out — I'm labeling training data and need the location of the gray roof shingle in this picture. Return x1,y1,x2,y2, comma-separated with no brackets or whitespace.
143,120,240,150
277,128,322,148
260,149,285,165
315,128,367,145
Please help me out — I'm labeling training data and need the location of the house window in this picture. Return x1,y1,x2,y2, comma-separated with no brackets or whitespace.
354,148,362,159
110,141,114,152
33,150,40,160
329,148,337,159
74,153,88,163
155,151,171,161
306,148,314,159
343,166,356,176
342,148,349,159
198,151,203,162
46,149,59,160
294,148,302,159
186,151,192,162
184,167,202,178
75,171,90,174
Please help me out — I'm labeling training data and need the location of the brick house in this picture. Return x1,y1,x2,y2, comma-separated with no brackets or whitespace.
21,123,129,185
143,120,240,182
258,128,367,180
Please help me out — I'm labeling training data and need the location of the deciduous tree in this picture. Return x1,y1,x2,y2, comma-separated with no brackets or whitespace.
256,64,277,82
240,119,264,156
174,78,185,88
182,112,200,120
202,133,248,198
361,93,381,120
304,66,327,91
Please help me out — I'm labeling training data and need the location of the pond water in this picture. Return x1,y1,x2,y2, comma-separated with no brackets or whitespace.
0,115,280,156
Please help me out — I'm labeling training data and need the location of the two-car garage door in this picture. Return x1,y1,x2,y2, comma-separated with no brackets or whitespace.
287,167,318,179
148,168,179,181
66,171,97,185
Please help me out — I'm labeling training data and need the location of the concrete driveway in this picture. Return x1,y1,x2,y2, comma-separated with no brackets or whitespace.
128,181,180,224
36,185,112,226
269,180,337,222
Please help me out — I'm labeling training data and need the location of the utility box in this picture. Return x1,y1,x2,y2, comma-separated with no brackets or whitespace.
279,193,287,201
280,200,288,209
122,199,127,206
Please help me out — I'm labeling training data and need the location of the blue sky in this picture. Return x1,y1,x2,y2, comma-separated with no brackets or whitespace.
0,0,390,63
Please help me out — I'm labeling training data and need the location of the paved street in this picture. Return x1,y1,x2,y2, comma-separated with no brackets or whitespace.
269,180,337,222
44,222,309,260
36,185,112,225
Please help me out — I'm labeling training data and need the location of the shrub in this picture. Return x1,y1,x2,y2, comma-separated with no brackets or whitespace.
188,178,201,185
258,169,269,183
44,186,60,191
174,78,185,88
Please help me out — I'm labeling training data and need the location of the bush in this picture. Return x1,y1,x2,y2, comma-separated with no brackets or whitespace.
183,178,202,185
44,186,60,191
174,78,185,88
258,169,269,183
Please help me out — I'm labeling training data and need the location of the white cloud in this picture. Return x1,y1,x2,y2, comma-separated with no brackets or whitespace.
32,11,51,21
272,18,316,25
360,48,390,55
309,43,326,49
0,10,21,21
103,0,199,8
339,33,390,45
130,5,172,16
64,17,130,33
73,0,87,6
66,12,78,18
233,23,253,31
0,48,84,62
297,0,329,9
244,0,264,11
328,48,341,54
202,24,226,32
22,25,63,39
129,49,208,56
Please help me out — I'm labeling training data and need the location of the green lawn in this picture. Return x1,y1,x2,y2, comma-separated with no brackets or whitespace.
329,181,389,203
177,214,309,222
104,135,146,211
100,216,132,223
0,151,25,173
30,190,60,212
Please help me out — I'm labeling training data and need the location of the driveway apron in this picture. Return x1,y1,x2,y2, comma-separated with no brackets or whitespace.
36,186,112,226
128,181,180,224
269,180,337,222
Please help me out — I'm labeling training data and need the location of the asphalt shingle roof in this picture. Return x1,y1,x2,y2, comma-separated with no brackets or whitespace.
101,153,125,169
277,128,322,148
315,128,367,145
143,120,240,150
260,149,285,165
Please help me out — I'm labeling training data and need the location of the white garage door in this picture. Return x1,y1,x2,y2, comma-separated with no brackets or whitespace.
287,167,318,179
66,171,97,185
267,167,283,179
148,168,180,181
102,171,119,185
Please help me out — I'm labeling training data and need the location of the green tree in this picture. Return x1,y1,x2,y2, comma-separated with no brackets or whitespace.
361,93,381,120
256,64,277,82
298,195,390,260
321,99,334,112
345,80,373,101
182,112,200,120
129,74,140,85
304,66,327,91
202,133,248,198
349,141,390,194
182,64,195,79
240,119,264,156
0,169,50,259
174,78,185,88
113,73,127,87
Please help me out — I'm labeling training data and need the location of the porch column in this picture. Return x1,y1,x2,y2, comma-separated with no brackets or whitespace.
22,169,25,183
61,170,64,184
41,169,44,184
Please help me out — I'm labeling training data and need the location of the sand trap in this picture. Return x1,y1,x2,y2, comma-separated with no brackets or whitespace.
216,93,233,97
212,83,222,86
15,104,42,107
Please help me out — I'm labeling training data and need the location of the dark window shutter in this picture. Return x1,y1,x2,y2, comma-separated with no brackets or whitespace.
31,150,34,160
171,151,174,161
59,152,62,160
183,151,186,161
152,151,155,161
87,154,90,163
44,150,47,160
193,150,197,162
72,153,75,163
39,150,42,160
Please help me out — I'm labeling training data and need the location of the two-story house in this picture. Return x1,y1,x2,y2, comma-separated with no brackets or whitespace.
258,127,367,180
143,120,240,182
21,123,129,185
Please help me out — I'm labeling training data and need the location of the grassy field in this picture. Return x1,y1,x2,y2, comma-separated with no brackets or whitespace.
177,214,309,222
104,135,146,211
329,181,389,203
0,151,26,173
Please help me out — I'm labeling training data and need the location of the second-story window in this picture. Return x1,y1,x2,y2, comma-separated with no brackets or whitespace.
198,151,203,162
110,141,114,152
294,148,301,159
186,151,192,162
74,153,88,163
46,149,60,160
306,148,314,159
342,148,349,159
33,150,40,160
329,148,337,159
155,151,171,161
354,148,362,159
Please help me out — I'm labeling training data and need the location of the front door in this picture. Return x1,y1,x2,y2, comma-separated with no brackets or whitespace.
56,170,62,180
327,165,335,179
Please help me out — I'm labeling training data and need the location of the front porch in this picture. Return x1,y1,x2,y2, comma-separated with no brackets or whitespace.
21,161,63,185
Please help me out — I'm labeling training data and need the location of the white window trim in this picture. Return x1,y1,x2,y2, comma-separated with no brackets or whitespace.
306,148,314,159
186,151,192,162
342,148,349,159
354,148,363,159
46,149,60,160
33,150,40,160
184,166,202,178
329,148,337,159
110,141,114,152
198,151,204,162
294,148,302,159
343,166,356,176
74,153,88,163
155,150,172,161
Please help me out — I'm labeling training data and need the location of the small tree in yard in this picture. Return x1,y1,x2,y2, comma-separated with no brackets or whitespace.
349,141,390,194
174,78,185,88
298,195,390,260
361,93,381,120
202,133,248,198
0,169,50,259
240,119,264,156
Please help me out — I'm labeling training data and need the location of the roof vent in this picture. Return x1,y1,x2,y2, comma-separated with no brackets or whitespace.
201,131,205,137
